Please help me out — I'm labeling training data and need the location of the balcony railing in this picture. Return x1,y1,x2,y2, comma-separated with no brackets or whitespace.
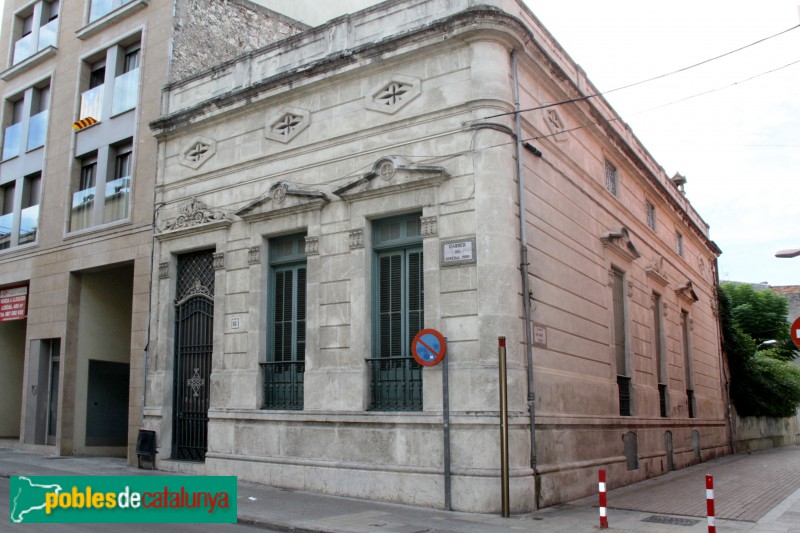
70,188,95,231
103,176,130,223
79,85,104,121
112,68,139,115
367,356,422,411
18,204,39,244
38,19,58,51
12,33,34,65
89,0,132,22
0,213,12,250
2,123,22,160
27,111,48,151
261,361,304,410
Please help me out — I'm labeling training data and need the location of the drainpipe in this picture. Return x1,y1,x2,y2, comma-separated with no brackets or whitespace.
511,49,538,482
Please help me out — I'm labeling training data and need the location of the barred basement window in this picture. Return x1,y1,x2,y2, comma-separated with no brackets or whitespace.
263,233,307,410
368,214,423,411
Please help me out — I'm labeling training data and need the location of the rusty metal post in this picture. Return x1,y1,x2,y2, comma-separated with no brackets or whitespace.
499,336,510,517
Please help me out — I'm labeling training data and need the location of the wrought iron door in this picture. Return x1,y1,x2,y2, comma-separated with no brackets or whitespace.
172,251,214,461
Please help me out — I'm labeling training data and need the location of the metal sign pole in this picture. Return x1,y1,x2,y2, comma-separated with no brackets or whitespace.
443,337,452,511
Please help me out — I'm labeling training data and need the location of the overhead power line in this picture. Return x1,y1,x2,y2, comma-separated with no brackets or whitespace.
481,23,800,121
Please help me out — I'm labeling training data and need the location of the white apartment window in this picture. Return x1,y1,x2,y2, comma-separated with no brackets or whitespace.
79,39,141,122
646,201,656,231
676,231,684,257
70,141,133,232
0,172,41,250
71,155,97,232
605,160,618,196
0,183,14,249
11,1,59,65
2,82,51,160
89,0,134,23
19,173,41,245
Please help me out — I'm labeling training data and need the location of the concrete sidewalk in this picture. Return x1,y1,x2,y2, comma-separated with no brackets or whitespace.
1,444,798,532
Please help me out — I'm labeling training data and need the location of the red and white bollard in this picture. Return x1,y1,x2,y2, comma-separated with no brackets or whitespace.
706,475,716,533
599,469,608,529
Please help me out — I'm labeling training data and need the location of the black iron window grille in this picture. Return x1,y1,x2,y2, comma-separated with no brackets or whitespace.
367,356,422,411
659,383,668,417
617,375,632,416
261,361,304,410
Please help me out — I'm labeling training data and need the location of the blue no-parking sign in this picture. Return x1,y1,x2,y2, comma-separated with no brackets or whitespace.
411,329,447,366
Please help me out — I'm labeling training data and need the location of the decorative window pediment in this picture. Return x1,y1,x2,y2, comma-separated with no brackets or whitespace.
645,255,669,286
366,75,421,114
332,155,449,201
264,107,310,144
675,280,699,304
600,226,640,262
157,197,230,238
180,136,216,170
236,181,328,222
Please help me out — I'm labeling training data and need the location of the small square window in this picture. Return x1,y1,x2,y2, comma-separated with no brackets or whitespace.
646,201,656,231
604,160,618,196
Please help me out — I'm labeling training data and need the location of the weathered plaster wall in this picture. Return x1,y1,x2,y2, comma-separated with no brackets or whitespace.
733,411,800,453
171,0,306,83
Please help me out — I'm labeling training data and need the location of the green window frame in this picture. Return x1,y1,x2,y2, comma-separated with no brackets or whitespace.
368,214,424,411
262,233,306,410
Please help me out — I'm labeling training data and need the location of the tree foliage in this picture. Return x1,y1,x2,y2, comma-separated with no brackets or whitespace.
718,284,800,418
721,282,796,361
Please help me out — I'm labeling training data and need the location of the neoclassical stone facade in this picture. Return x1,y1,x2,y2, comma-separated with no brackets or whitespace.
146,0,726,512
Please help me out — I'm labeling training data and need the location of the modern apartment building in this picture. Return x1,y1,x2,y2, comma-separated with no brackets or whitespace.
0,0,303,457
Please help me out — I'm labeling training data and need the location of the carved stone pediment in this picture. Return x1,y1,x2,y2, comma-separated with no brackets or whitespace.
333,155,450,201
600,226,640,262
158,197,231,238
645,255,669,286
675,280,699,304
236,181,328,222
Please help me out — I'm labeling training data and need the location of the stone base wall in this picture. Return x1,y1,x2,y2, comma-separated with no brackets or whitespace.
733,410,800,453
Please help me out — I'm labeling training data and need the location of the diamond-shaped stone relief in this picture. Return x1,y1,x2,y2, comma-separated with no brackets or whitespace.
264,107,310,144
366,75,421,114
180,136,217,170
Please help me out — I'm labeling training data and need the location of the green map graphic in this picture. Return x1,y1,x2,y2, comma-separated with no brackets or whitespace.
10,476,63,523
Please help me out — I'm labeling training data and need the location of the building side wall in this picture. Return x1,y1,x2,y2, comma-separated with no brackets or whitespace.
170,0,306,83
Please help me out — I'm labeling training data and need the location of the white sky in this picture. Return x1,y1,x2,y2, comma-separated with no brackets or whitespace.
1,0,797,284
525,0,800,286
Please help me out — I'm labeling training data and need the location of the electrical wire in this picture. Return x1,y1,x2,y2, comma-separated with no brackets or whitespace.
480,23,800,121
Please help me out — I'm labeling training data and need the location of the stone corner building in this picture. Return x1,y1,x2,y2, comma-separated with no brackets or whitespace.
146,0,726,511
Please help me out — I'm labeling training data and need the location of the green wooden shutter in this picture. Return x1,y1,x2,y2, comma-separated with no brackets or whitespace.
273,269,292,362
296,266,306,362
407,249,424,346
379,252,403,358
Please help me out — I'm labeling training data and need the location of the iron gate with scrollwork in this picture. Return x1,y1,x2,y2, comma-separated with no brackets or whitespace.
172,251,214,461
